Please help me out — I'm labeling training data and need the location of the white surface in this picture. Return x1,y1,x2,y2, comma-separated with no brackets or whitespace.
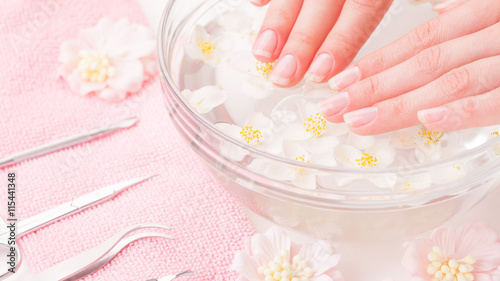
137,0,500,280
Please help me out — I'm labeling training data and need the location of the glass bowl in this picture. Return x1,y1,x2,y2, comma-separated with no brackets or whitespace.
158,0,500,241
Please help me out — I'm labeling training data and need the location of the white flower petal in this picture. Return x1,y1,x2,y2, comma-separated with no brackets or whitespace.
347,132,377,150
242,76,274,99
414,142,442,163
230,252,261,281
59,39,87,67
366,142,396,168
215,123,243,140
283,141,309,160
260,137,283,155
303,136,339,154
66,69,107,96
282,123,311,141
107,59,144,92
298,241,340,275
334,144,363,168
183,85,227,114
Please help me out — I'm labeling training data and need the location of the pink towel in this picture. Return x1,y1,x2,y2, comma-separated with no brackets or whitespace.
0,0,255,280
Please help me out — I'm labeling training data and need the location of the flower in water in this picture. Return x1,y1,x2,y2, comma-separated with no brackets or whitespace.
59,18,156,102
181,85,227,114
216,113,282,161
231,226,344,281
185,25,232,65
402,221,500,281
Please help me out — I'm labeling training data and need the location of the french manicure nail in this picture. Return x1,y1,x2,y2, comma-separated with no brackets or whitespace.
418,107,448,124
306,53,335,83
270,54,297,86
328,66,361,91
320,91,349,118
253,29,278,59
344,107,378,128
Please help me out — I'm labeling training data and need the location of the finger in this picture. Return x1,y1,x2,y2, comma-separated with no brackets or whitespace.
418,87,500,131
269,0,345,87
321,21,500,123
343,54,500,135
250,0,272,7
252,0,303,62
329,0,500,91
305,0,393,84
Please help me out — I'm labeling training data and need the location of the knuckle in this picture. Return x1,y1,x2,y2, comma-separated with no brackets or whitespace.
388,96,412,117
439,67,472,99
289,30,319,46
367,50,389,69
413,46,445,74
362,76,384,102
407,19,440,51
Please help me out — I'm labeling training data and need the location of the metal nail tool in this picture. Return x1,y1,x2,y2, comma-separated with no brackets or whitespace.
0,175,156,280
0,117,138,169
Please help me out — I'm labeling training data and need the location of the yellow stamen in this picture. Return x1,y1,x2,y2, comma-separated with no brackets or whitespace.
419,127,445,144
356,153,378,168
239,126,262,146
304,113,327,137
197,40,215,56
426,246,475,281
255,61,275,78
492,131,499,137
77,50,115,83
257,251,315,281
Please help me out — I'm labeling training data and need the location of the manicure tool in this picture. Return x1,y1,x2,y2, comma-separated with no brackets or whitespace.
0,175,156,280
33,224,176,281
147,271,195,281
0,117,138,169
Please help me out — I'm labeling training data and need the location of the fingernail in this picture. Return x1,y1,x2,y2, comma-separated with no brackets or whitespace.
344,107,378,128
433,0,465,13
328,66,361,91
253,29,278,59
270,54,297,86
306,53,335,83
418,107,448,124
320,91,349,118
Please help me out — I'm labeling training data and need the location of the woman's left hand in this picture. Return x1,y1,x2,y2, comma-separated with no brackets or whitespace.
320,0,500,135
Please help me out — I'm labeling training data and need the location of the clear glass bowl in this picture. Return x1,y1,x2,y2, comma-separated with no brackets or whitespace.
158,0,500,241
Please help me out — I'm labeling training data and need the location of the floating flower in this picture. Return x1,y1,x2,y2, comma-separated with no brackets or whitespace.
59,18,156,102
332,142,397,188
402,220,500,281
181,85,227,114
278,99,346,155
184,25,232,65
215,113,282,161
231,226,344,281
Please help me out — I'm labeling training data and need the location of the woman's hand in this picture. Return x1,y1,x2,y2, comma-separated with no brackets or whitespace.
319,0,500,135
250,0,393,87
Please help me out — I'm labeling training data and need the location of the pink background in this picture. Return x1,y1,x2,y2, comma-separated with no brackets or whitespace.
0,0,254,280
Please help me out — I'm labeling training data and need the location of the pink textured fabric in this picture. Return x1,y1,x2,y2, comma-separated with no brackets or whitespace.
0,0,255,280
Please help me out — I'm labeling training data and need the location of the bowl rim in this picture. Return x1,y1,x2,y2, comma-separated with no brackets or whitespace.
157,0,500,179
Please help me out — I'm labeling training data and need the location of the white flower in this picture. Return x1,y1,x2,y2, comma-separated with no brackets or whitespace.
231,226,344,281
184,25,232,65
215,113,282,161
333,142,397,188
181,85,227,114
390,126,446,163
229,52,277,100
59,18,156,102
278,99,347,155
430,163,467,184
249,142,336,190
